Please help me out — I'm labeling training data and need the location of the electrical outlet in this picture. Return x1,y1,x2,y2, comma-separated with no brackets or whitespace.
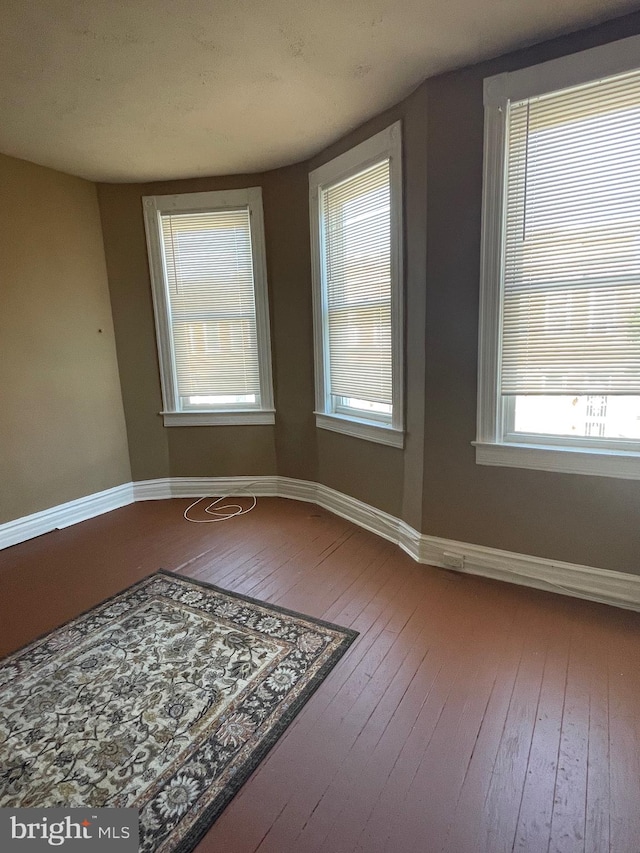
442,551,465,569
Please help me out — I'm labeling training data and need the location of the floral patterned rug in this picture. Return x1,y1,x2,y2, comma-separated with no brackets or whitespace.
0,570,357,852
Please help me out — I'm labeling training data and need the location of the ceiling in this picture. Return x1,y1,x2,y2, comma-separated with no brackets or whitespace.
1,0,638,183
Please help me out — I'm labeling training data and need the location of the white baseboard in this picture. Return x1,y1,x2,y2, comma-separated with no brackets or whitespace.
274,477,401,545
132,476,282,502
2,475,639,612
0,483,135,550
281,480,640,612
132,478,173,501
412,531,640,612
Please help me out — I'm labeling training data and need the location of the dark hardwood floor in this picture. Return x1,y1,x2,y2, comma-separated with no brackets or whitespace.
1,496,639,853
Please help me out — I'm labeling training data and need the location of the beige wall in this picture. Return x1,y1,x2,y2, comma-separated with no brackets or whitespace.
98,161,412,511
0,153,130,523
421,13,640,573
98,174,281,484
98,89,428,520
98,10,640,574
304,87,428,520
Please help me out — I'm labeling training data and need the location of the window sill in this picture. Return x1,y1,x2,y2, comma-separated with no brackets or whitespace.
315,412,404,448
474,440,640,480
162,410,275,427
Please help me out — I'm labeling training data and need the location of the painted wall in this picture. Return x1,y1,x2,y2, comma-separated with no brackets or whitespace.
305,87,428,521
421,13,640,573
0,153,131,523
98,88,428,521
98,11,640,573
99,174,282,485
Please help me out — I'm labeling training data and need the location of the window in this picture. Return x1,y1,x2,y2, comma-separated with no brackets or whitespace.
476,35,640,479
143,188,274,426
309,122,404,447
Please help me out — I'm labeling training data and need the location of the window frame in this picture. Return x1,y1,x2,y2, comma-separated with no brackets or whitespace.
142,187,275,427
309,121,404,449
476,34,640,480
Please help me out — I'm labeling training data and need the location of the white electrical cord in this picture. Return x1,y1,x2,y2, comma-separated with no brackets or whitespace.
183,489,257,523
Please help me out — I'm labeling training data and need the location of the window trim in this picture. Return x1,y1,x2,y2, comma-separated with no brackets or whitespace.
476,35,640,477
142,187,275,427
308,121,404,448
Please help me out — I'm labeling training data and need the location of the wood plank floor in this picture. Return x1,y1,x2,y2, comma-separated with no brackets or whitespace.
1,497,639,853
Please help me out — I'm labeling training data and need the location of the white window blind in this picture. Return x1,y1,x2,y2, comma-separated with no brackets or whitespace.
321,160,392,406
501,68,640,396
160,207,261,406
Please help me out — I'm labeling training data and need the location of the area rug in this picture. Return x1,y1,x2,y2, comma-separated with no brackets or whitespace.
0,570,357,852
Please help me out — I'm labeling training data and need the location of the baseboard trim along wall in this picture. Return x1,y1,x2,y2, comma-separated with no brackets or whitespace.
0,483,135,550
2,475,639,613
